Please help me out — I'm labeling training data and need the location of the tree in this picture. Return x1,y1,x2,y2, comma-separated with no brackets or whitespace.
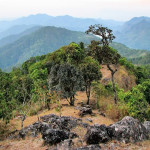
86,40,103,64
86,24,115,46
0,70,15,123
49,63,83,106
102,46,121,104
86,25,120,104
80,57,102,104
65,43,85,66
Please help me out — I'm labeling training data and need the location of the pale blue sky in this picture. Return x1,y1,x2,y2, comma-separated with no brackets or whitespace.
0,0,149,21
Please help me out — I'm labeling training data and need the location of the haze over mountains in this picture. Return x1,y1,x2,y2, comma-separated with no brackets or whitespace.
115,16,150,50
0,14,150,71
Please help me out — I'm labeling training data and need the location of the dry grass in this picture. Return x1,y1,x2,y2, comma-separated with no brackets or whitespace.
100,65,136,91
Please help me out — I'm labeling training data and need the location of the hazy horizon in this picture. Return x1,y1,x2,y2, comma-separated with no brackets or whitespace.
0,0,150,21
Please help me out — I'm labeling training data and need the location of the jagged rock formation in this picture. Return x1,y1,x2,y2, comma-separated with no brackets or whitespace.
84,116,149,144
16,115,150,149
84,124,110,144
109,116,149,143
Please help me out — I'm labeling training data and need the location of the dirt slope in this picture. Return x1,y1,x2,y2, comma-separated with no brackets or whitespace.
101,65,136,90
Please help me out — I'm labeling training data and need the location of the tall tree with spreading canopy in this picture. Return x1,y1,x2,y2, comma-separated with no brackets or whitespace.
86,24,120,104
86,24,115,46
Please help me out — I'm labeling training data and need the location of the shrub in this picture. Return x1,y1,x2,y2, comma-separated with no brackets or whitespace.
118,87,148,122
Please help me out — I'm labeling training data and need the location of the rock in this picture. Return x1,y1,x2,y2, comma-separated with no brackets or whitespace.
54,139,73,150
80,122,90,128
84,124,110,144
85,118,93,122
40,114,79,131
79,106,92,116
19,129,27,139
42,129,69,145
40,114,59,122
69,132,79,139
99,112,106,117
108,116,149,143
75,144,101,150
143,121,150,134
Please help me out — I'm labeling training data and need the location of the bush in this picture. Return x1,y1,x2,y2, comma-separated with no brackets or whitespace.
118,87,148,122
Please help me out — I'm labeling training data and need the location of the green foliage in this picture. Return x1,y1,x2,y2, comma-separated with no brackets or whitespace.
80,57,102,104
65,42,85,65
49,63,83,106
119,57,135,71
86,24,115,46
134,66,149,84
138,80,150,104
118,87,148,121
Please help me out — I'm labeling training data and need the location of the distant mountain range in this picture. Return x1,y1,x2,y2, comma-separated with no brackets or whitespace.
0,14,123,34
0,14,150,51
115,16,150,50
0,14,150,71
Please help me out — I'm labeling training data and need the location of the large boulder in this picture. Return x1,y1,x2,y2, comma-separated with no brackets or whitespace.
143,121,150,134
42,129,69,145
108,116,149,143
84,124,110,144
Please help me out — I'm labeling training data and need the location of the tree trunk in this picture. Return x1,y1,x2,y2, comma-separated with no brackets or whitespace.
46,98,50,110
70,95,75,106
21,115,26,129
111,72,117,104
107,64,118,104
86,85,91,105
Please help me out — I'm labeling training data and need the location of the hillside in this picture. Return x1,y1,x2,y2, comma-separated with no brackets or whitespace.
115,16,150,50
0,41,150,149
0,26,97,70
0,25,37,40
129,53,150,65
1,26,150,71
0,26,41,47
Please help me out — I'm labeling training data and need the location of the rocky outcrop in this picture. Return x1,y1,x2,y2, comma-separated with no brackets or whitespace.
40,114,80,131
84,116,149,144
42,129,69,145
109,116,149,143
17,114,150,148
84,124,110,144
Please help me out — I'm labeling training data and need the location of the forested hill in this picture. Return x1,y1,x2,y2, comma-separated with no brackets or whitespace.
0,25,150,71
0,26,97,71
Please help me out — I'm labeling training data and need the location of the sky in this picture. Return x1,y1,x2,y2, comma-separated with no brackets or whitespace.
0,0,150,21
